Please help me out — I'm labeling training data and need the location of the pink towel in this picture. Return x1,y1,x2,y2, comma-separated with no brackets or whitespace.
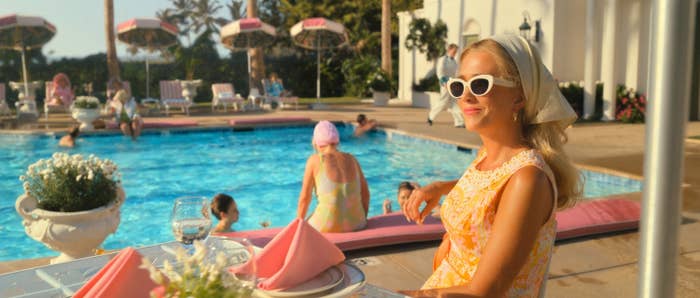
230,218,345,291
73,247,157,298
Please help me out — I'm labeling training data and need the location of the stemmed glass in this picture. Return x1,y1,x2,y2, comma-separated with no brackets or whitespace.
170,196,212,249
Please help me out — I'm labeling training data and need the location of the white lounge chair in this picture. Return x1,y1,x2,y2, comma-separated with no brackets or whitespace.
211,83,245,112
159,80,192,116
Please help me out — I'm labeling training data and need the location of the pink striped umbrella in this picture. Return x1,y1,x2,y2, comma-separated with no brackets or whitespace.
117,18,178,100
0,14,56,100
220,18,276,91
290,18,348,100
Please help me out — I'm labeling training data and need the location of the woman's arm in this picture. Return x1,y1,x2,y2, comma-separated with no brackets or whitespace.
296,155,317,219
354,157,370,216
403,180,458,224
409,166,554,297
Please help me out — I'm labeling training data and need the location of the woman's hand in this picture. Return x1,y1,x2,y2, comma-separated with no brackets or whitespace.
402,183,444,224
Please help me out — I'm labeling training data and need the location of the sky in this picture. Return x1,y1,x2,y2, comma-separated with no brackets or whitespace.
3,0,232,60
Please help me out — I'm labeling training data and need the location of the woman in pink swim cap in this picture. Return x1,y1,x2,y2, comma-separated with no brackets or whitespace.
297,120,370,232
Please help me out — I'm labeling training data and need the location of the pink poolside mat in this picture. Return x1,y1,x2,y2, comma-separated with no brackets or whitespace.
106,119,198,129
218,212,444,251
228,117,311,126
555,198,641,240
218,199,641,250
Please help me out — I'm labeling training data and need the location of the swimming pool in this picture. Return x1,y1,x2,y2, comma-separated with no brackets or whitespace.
0,125,642,261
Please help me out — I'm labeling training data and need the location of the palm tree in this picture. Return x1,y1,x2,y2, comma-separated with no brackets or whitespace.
105,0,120,81
381,0,391,76
247,0,265,91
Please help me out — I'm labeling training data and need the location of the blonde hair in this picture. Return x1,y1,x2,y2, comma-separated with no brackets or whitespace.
461,39,583,209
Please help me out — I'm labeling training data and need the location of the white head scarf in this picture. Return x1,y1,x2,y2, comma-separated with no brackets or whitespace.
489,35,577,128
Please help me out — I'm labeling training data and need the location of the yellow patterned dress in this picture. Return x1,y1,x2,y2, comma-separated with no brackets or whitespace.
422,149,557,297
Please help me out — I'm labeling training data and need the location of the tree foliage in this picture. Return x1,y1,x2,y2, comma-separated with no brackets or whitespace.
405,18,448,61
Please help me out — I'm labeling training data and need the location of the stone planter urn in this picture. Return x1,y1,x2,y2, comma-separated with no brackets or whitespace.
180,79,202,103
71,108,101,131
372,91,390,106
15,186,125,264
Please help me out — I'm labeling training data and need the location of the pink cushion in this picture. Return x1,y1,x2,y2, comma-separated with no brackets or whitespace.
555,198,641,240
218,212,445,251
228,117,311,126
106,119,198,129
219,199,641,250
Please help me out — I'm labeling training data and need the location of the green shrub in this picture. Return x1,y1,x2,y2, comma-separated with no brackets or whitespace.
71,96,100,109
367,70,392,92
20,153,120,212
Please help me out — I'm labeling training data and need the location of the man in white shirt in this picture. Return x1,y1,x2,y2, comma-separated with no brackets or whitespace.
428,43,464,127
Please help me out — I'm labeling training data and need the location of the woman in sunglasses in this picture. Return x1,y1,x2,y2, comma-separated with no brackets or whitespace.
401,35,582,297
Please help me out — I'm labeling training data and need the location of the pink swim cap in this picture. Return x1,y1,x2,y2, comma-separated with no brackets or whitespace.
313,120,340,147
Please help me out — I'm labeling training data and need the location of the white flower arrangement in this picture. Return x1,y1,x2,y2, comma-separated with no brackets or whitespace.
140,241,252,298
19,153,121,212
72,96,100,109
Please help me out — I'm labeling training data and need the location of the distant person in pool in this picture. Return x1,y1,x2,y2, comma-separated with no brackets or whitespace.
297,120,370,233
58,126,80,148
383,181,419,214
210,193,240,233
353,114,377,137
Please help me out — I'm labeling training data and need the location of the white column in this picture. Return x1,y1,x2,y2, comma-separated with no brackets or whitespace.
639,0,694,296
583,0,599,119
600,0,618,121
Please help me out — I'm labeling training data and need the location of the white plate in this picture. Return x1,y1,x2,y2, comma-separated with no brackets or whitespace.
258,265,345,297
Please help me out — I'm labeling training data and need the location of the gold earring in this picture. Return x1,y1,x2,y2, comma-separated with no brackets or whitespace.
513,112,518,122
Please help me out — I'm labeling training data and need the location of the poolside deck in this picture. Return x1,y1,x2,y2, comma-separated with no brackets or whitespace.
2,103,699,297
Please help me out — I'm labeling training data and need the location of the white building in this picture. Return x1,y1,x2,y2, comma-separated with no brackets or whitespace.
398,0,700,120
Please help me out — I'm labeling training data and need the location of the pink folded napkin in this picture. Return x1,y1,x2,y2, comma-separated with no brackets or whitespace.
230,218,345,291
74,247,158,298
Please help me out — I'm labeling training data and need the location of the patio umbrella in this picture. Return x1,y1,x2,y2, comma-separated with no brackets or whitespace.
117,18,178,100
220,18,276,92
0,14,56,102
290,17,349,101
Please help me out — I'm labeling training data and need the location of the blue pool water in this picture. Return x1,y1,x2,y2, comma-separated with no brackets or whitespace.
0,125,642,261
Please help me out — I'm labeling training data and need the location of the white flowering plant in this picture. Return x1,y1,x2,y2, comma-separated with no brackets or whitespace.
19,153,120,212
367,69,392,93
140,241,252,298
72,96,100,109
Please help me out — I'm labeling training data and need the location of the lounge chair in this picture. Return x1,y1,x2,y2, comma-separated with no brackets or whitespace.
159,80,192,116
44,81,73,119
211,83,245,112
261,78,299,110
0,83,10,116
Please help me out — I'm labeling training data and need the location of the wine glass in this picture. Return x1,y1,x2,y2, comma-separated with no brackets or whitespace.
171,196,212,248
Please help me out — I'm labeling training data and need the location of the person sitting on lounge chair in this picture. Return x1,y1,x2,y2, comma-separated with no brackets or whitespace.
265,72,290,97
108,79,142,140
211,193,240,233
47,73,75,107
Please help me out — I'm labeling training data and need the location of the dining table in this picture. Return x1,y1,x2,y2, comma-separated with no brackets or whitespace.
0,241,407,298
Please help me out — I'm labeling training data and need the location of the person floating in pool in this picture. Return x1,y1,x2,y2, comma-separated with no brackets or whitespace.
108,79,143,140
383,181,419,214
384,181,440,218
58,126,80,148
210,193,240,233
353,114,377,137
297,120,370,233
